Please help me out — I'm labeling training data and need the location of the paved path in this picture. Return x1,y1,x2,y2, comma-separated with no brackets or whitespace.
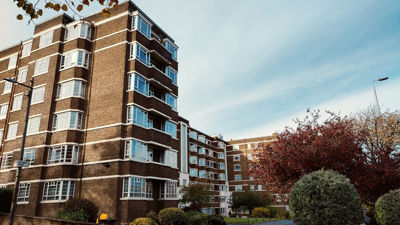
257,220,295,225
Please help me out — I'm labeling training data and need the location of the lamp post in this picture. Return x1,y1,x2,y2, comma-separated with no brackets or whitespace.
372,77,389,114
6,77,34,225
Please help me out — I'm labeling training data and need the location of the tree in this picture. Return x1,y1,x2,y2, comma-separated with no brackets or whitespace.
353,107,400,205
179,183,213,211
229,190,269,214
250,110,366,194
13,0,119,22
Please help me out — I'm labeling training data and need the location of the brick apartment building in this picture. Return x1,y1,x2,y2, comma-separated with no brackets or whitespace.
0,1,285,224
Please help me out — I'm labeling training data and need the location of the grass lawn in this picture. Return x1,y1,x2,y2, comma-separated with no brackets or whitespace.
224,217,279,224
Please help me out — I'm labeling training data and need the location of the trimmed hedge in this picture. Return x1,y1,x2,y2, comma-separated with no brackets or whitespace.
159,207,187,225
251,207,270,218
56,198,98,222
375,189,400,225
0,188,13,213
290,170,364,225
130,217,158,225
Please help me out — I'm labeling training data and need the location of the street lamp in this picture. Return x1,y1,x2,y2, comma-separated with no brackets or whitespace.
372,76,389,114
5,77,34,225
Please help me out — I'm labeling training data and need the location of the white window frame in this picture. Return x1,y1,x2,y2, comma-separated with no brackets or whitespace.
218,152,224,159
27,115,41,135
165,121,177,138
189,168,198,177
34,57,50,75
6,122,18,140
124,139,148,162
160,181,177,199
235,185,243,192
122,176,153,199
38,31,54,49
199,170,207,178
163,39,178,61
23,149,36,165
234,174,242,181
0,103,9,120
165,66,177,85
234,164,241,171
31,85,45,104
42,180,75,202
1,152,13,170
52,111,83,131
198,158,206,166
189,130,198,140
8,54,18,70
17,183,31,203
56,79,86,100
12,94,23,111
189,155,197,164
17,67,28,83
64,23,92,42
21,42,32,58
130,43,150,66
165,93,177,111
233,155,241,161
132,15,152,38
3,79,13,94
128,73,149,95
219,173,226,181
47,145,79,164
60,50,90,70
127,105,148,127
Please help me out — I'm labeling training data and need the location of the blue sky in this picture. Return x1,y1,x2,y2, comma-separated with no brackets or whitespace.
1,0,399,140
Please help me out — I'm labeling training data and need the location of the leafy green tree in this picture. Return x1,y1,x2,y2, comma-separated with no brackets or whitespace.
179,183,213,211
229,190,269,214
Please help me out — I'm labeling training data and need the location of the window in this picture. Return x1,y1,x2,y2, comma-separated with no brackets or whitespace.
199,170,207,178
0,104,8,119
208,150,213,157
17,67,28,83
234,164,241,171
17,183,31,202
232,144,240,150
235,185,243,192
39,31,53,48
219,162,225,170
8,55,18,70
57,80,86,99
218,152,224,159
165,67,177,85
165,121,177,138
234,174,242,181
21,42,32,58
27,116,41,134
250,176,254,180
60,50,90,69
3,80,13,94
130,43,150,66
189,168,198,177
31,86,45,104
7,122,18,140
189,144,197,152
127,105,148,127
23,149,36,165
42,180,75,201
250,185,255,190
219,173,226,181
247,153,253,160
198,135,205,143
160,181,177,199
52,111,83,130
165,93,177,111
34,57,50,75
189,155,197,164
199,158,206,166
64,23,92,41
218,141,225,149
128,73,149,95
122,177,153,198
233,155,240,161
0,130,3,142
164,40,177,61
258,185,262,191
165,150,177,168
189,131,197,140
248,163,253,170
124,139,148,162
132,15,151,38
12,94,23,111
1,153,13,169
275,194,281,202
198,147,205,155
47,145,79,164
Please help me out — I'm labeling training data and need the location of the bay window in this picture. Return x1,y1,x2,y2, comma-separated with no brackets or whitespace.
189,155,197,164
219,173,226,181
64,23,92,41
42,180,75,201
160,181,177,199
165,93,177,111
128,73,149,95
60,50,90,69
163,40,178,61
189,130,198,140
165,66,177,85
122,177,153,199
127,105,148,127
190,168,198,177
130,43,150,66
199,170,207,178
124,139,148,162
56,80,86,99
164,150,177,168
219,162,225,170
132,15,151,38
52,111,83,130
47,145,79,164
199,158,206,166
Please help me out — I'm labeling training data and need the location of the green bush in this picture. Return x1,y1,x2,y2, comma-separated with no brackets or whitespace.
57,209,89,222
130,217,158,225
207,215,226,225
57,198,98,222
251,207,270,218
290,170,364,225
0,188,13,213
185,210,207,225
159,207,187,225
375,189,400,225
276,210,290,219
267,207,278,218
146,211,159,223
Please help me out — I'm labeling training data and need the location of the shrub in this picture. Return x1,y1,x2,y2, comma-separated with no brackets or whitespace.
0,188,13,213
267,207,278,218
130,217,158,225
289,170,364,225
57,209,89,222
251,207,270,218
207,215,226,225
276,210,290,219
159,207,187,225
375,189,400,225
57,198,98,222
147,211,159,223
185,210,207,225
